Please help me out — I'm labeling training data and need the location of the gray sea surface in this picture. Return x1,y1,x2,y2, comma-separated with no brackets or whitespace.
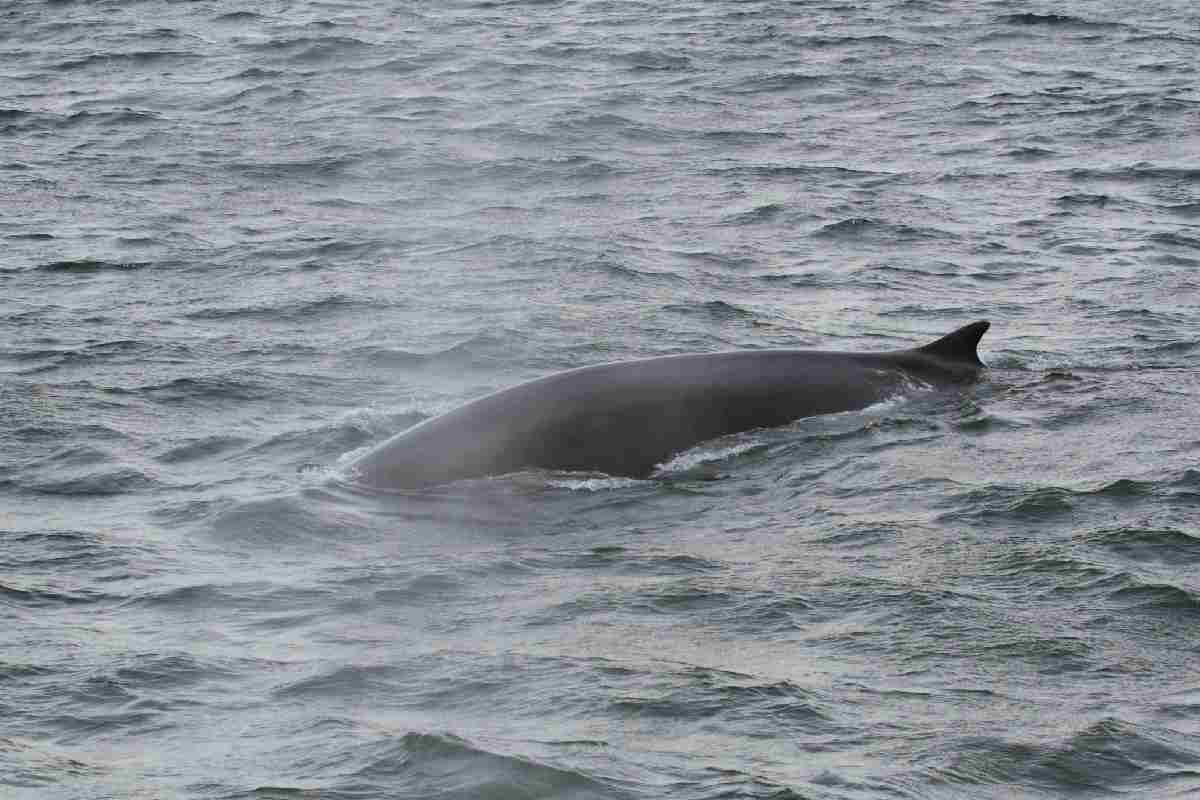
3,1,1200,797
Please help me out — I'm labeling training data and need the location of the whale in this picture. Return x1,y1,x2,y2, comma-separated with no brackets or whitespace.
347,320,990,490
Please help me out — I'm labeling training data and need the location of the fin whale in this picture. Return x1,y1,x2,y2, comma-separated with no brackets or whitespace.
348,320,990,490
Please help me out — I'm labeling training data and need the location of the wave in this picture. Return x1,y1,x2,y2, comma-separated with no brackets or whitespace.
811,217,958,242
797,33,928,49
20,453,159,496
1163,201,1200,217
1,108,163,135
273,664,403,700
53,51,199,71
724,71,830,95
717,202,787,225
355,732,621,799
1056,193,1111,208
236,35,380,64
927,717,1200,794
156,435,250,465
1109,582,1200,613
659,299,754,320
703,164,897,185
234,729,624,799
996,12,1125,29
0,736,100,789
0,579,120,609
212,11,264,24
1066,163,1200,183
937,471,1192,523
184,293,385,323
1150,231,1200,251
204,493,373,550
37,259,152,273
131,375,277,403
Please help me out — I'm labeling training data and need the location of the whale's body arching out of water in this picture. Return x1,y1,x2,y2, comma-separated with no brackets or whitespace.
348,320,990,490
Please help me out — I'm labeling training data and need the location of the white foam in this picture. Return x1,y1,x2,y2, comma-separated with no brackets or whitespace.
655,440,763,473
545,475,650,492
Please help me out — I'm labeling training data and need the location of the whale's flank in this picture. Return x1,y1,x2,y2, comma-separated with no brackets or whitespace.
348,320,991,490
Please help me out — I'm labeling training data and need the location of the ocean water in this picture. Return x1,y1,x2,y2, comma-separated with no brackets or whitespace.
3,0,1200,797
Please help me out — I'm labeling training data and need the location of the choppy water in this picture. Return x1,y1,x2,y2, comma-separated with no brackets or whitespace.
3,1,1200,797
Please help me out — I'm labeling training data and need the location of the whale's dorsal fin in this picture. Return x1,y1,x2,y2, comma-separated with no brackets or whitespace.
914,320,989,366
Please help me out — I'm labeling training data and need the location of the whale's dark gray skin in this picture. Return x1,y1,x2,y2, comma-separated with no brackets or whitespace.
348,320,990,490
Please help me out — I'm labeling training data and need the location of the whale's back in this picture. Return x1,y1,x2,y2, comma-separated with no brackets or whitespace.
348,321,990,490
